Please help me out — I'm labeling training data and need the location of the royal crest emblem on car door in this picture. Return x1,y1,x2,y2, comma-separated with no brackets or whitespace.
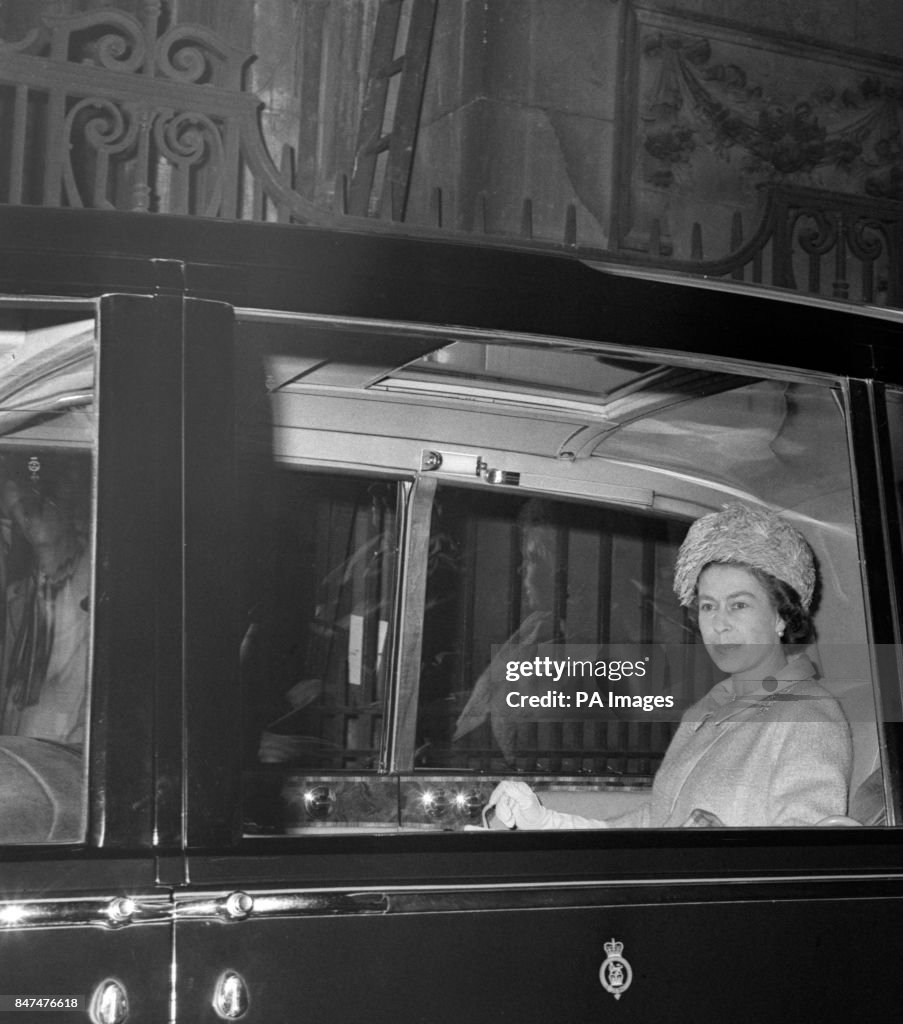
599,938,633,1001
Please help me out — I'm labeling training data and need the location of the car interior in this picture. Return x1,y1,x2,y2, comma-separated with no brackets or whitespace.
237,311,888,834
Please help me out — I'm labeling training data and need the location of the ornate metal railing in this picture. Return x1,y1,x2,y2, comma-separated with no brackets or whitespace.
0,2,334,223
0,4,901,309
762,188,903,307
599,185,903,308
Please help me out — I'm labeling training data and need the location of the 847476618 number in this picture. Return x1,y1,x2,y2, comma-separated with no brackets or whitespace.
0,997,83,1011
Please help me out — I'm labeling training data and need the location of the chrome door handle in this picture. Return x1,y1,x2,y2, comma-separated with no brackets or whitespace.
88,979,129,1024
212,970,250,1020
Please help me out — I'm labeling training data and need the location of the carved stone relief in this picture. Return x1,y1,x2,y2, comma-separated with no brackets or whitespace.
618,2,903,258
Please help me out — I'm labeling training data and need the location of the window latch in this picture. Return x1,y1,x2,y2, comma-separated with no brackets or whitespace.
420,449,520,486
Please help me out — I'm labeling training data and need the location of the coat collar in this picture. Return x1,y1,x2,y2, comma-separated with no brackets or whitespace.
692,654,820,729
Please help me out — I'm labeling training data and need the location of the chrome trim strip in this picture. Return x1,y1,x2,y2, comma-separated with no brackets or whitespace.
170,871,903,922
173,891,387,922
0,895,171,930
5,871,900,931
0,295,100,311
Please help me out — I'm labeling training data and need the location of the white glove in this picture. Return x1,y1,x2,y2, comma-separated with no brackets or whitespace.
485,780,604,830
486,780,550,829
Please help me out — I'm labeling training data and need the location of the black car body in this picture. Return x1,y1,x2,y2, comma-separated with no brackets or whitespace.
0,204,902,1023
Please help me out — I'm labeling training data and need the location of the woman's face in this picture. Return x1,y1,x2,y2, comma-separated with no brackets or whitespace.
2,480,68,549
696,563,787,681
520,530,555,612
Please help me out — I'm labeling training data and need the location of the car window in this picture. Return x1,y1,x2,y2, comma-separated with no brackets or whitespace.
241,470,400,834
0,307,96,844
238,315,887,833
413,488,707,777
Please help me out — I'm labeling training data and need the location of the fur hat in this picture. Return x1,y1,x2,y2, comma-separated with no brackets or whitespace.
673,503,816,609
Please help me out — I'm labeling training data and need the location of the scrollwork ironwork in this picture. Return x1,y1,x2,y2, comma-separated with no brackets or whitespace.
155,25,248,89
44,11,150,74
0,5,331,224
154,110,225,217
62,97,140,210
794,209,839,257
846,216,888,262
0,25,49,56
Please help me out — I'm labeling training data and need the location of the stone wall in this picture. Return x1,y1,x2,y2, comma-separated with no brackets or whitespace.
2,0,901,260
409,0,620,248
409,0,903,257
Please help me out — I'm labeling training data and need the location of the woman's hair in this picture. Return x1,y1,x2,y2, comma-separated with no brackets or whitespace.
689,560,814,646
747,566,814,646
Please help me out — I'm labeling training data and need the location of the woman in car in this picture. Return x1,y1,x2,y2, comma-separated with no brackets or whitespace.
0,453,90,842
486,503,852,829
0,454,91,748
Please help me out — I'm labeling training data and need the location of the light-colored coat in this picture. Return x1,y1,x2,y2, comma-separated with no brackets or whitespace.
0,556,91,748
606,655,851,827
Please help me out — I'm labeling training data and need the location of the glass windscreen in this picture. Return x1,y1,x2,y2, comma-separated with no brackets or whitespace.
239,317,885,834
0,307,96,844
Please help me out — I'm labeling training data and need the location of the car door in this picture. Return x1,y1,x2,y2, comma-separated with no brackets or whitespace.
171,292,903,1023
0,293,182,1023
